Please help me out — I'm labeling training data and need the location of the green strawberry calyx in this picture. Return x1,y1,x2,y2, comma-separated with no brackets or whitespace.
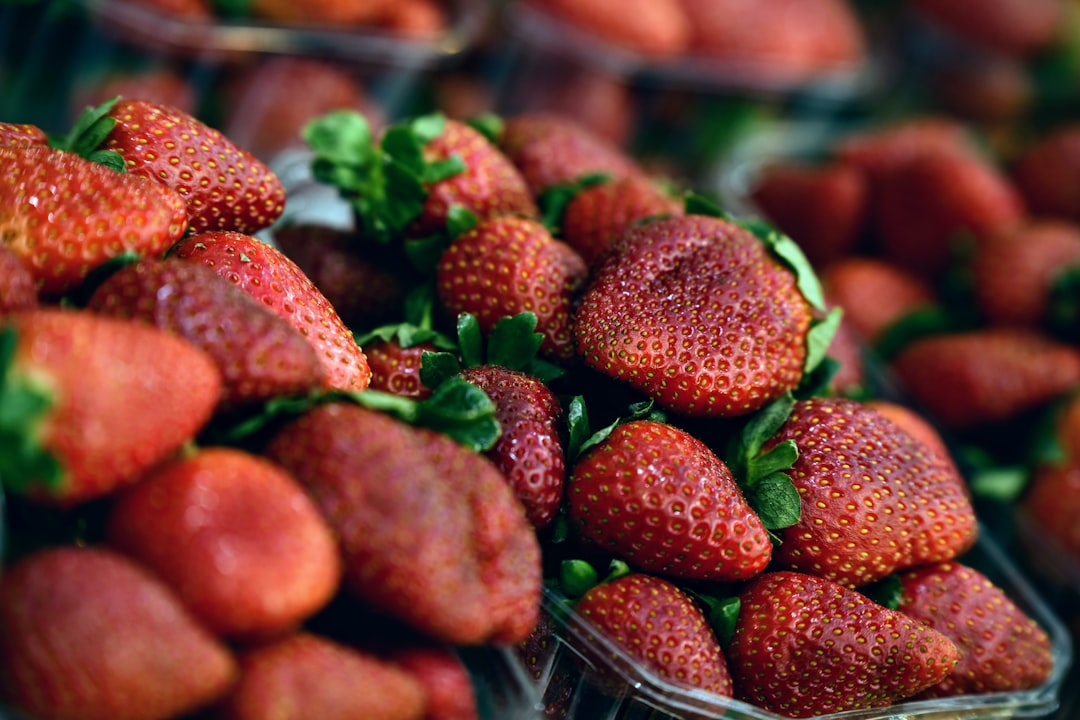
565,395,664,463
51,96,126,173
555,557,632,600
537,172,611,236
0,326,64,495
725,392,801,533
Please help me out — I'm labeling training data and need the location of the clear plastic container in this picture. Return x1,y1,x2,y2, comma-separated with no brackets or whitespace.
534,529,1073,720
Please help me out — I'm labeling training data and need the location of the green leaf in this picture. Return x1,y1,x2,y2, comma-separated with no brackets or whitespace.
684,191,726,218
403,233,452,275
446,205,479,239
573,400,658,460
422,155,467,185
1048,266,1080,342
380,124,427,176
382,160,427,233
559,559,599,599
53,96,119,156
691,592,741,649
409,112,447,144
486,313,543,371
873,306,956,362
537,173,610,234
731,393,796,478
525,357,566,384
209,0,252,17
969,465,1030,503
804,307,843,375
746,439,798,486
760,229,826,313
456,314,484,368
86,149,126,173
744,471,801,530
303,110,375,171
413,376,500,452
209,392,328,445
795,356,843,400
419,350,462,391
466,113,503,145
860,574,902,610
566,395,592,461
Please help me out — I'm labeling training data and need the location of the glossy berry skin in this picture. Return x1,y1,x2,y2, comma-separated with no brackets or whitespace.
0,245,38,313
530,0,691,57
573,573,732,696
569,419,772,581
171,231,371,393
0,122,47,147
436,216,587,361
0,144,189,297
575,214,813,418
728,571,960,718
88,258,325,408
820,256,938,344
764,397,978,588
365,337,436,399
459,365,566,530
391,645,478,720
897,561,1054,698
103,99,286,234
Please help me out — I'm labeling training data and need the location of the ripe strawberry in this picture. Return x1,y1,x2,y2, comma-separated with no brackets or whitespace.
74,66,199,119
1013,124,1080,223
0,245,38,313
569,419,772,581
376,0,450,39
524,0,691,57
832,116,974,179
0,144,188,297
863,399,955,467
574,214,814,418
263,402,541,645
1,308,222,505
819,256,939,344
247,0,395,25
499,112,644,196
896,561,1054,697
890,327,1080,431
1020,462,1080,569
170,230,372,392
749,159,868,268
365,335,439,399
763,397,978,588
436,216,588,361
0,121,47,147
558,174,684,266
727,570,960,718
127,0,213,18
391,645,478,720
0,546,238,720
572,573,733,696
216,632,425,720
87,257,325,408
912,0,1063,56
459,364,566,530
101,99,286,234
822,297,866,396
106,446,342,639
513,64,638,148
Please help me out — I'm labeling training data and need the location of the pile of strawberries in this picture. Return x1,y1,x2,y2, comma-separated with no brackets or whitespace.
0,93,1065,720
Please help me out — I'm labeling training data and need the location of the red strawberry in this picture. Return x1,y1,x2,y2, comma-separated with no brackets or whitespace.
87,257,325,408
559,174,684,266
574,214,814,418
572,573,733,696
248,0,395,25
1,308,222,505
890,327,1080,430
896,561,1054,697
74,66,199,119
1013,124,1080,223
514,64,638,148
863,399,955,467
217,632,425,720
170,230,372,392
569,419,772,581
0,121,47,147
913,0,1063,56
763,397,978,588
819,256,938,344
126,0,213,18
459,364,566,530
0,245,38,313
392,645,478,720
0,546,238,720
377,0,450,39
749,159,868,268
1020,462,1080,570
263,402,541,645
0,144,189,297
727,570,960,718
524,0,691,57
365,335,438,399
106,446,342,639
436,216,588,361
832,116,974,179
822,297,866,396
101,99,286,234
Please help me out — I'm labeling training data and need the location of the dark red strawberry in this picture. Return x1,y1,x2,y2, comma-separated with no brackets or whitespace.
820,256,939,344
126,0,213,18
890,327,1080,430
88,257,325,408
863,399,955,468
569,419,772,581
0,121,47,147
727,570,960,718
1020,462,1080,571
763,396,978,588
1013,124,1080,223
247,0,395,25
101,99,286,234
913,0,1063,56
0,245,38,313
897,561,1054,697
524,0,691,57
216,632,425,720
574,213,816,417
572,573,733,696
0,144,189,297
832,116,974,179
170,231,372,392
1,308,222,505
392,645,478,720
364,335,439,399
74,66,199,119
0,546,238,720
263,402,541,646
106,446,342,640
436,215,588,361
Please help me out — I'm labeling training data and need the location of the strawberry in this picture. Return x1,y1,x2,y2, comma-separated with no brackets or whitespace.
216,632,426,720
1013,124,1080,223
727,570,960,718
170,230,372,392
863,399,955,468
524,0,691,57
574,213,817,418
819,256,939,344
572,573,733,696
0,546,237,720
513,64,638,148
0,144,189,297
1020,462,1080,570
0,245,38,313
100,98,286,234
105,446,342,639
87,257,326,409
391,645,478,720
890,327,1080,431
436,215,588,362
970,220,1080,329
0,308,222,505
376,0,450,39
832,116,974,179
247,0,395,26
763,397,978,588
364,334,439,399
569,419,772,581
822,297,866,397
263,402,541,645
557,174,684,267
912,0,1063,56
749,159,868,268
0,121,47,147
896,561,1054,697
126,0,213,18
74,66,199,119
